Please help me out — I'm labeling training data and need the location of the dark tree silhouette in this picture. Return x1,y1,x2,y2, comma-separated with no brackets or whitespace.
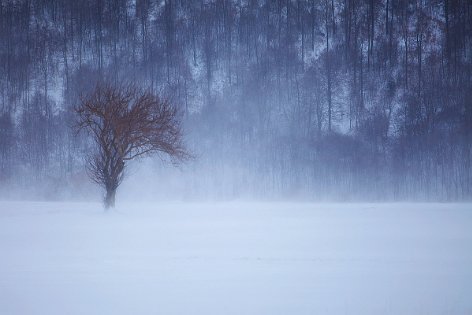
75,84,189,208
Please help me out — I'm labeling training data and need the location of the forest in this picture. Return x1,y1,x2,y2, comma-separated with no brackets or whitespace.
0,0,471,201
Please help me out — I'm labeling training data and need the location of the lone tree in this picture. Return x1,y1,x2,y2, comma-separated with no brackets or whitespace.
75,84,189,209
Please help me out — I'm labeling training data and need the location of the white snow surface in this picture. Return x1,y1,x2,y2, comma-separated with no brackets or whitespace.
0,202,471,315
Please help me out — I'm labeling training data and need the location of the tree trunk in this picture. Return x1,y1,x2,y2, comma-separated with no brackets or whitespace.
105,188,116,209
325,0,332,132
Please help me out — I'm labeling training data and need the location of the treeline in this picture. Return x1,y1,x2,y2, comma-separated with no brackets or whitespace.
0,0,471,200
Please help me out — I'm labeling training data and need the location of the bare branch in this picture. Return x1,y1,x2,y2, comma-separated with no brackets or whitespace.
75,83,191,208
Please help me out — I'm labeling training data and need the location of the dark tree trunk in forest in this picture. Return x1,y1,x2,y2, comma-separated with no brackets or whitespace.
325,0,332,132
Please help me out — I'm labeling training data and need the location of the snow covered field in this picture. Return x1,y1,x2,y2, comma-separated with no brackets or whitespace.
0,202,471,315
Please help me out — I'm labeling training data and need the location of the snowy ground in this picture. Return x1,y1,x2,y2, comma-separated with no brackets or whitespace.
0,202,471,315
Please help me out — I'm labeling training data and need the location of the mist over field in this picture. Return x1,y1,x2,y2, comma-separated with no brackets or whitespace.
0,0,471,314
0,0,471,201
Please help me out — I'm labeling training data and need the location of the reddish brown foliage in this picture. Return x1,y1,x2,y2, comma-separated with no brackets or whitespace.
75,84,189,208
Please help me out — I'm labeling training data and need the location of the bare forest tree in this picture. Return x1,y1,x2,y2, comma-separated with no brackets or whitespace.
75,84,189,208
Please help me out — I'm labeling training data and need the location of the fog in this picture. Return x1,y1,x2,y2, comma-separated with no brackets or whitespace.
1,2,472,313
0,0,471,202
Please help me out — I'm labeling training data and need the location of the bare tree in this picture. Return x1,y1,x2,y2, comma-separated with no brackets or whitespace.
75,83,189,209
